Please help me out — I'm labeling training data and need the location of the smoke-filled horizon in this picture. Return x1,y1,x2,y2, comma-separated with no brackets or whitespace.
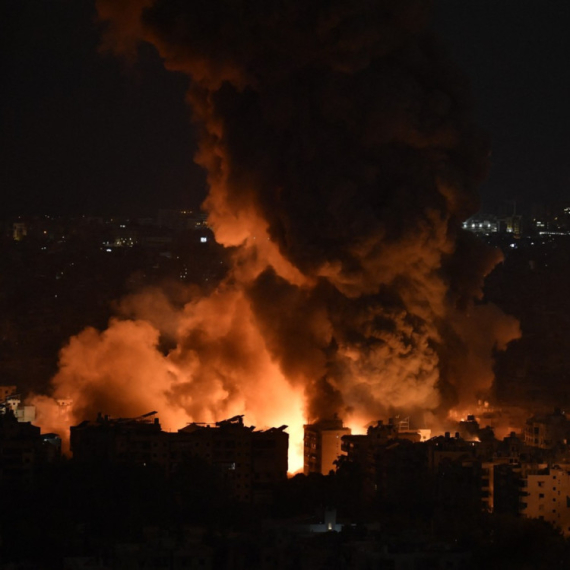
32,0,519,470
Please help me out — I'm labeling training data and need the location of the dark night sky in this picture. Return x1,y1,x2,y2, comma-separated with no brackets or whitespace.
1,0,203,217
433,0,570,213
1,0,570,217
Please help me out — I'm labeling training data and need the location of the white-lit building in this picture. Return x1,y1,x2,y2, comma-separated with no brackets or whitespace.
0,387,36,423
462,215,499,234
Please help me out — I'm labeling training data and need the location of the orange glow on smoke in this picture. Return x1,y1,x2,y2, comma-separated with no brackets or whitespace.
345,416,368,437
31,0,522,475
31,284,307,472
447,408,471,423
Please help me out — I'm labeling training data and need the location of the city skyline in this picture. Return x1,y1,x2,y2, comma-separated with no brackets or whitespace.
3,2,570,559
0,0,550,466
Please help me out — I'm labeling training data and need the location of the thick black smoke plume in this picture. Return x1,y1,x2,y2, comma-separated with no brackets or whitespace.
33,0,519,465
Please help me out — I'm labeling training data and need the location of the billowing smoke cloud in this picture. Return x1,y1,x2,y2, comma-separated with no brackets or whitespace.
32,0,519,468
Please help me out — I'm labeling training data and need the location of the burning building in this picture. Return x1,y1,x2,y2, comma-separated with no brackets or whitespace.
33,0,519,467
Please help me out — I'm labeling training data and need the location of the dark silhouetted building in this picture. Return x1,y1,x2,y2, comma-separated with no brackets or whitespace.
0,410,55,487
524,409,570,449
70,411,166,466
173,415,288,502
70,413,288,503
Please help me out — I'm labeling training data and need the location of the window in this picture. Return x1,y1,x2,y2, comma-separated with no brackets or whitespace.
539,493,545,499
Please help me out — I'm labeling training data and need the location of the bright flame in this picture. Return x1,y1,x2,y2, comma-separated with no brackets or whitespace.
31,0,522,478
30,287,308,471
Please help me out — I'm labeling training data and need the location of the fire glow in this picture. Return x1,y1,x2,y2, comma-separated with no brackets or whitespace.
31,0,520,472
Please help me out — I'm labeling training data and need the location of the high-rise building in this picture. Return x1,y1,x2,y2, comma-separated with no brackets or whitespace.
303,416,351,475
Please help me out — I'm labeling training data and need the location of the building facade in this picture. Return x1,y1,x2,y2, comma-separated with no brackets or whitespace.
303,416,351,475
520,465,570,536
